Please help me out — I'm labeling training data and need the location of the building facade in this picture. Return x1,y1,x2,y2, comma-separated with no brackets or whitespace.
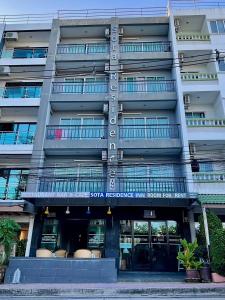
1,6,225,272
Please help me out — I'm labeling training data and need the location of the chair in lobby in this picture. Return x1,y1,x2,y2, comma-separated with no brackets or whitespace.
73,249,92,258
54,249,67,258
36,248,53,258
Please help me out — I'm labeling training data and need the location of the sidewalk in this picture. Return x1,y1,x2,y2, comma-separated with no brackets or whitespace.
0,282,225,298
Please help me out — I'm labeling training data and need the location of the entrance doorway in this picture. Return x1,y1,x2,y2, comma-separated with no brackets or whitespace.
120,220,181,272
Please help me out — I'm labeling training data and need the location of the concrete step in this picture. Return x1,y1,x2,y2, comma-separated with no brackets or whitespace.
0,283,225,298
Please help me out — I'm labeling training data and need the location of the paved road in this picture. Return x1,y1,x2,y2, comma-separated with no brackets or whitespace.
1,297,225,299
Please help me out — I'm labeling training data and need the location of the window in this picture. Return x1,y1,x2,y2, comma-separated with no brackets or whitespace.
199,162,213,172
123,164,174,177
0,123,36,144
210,20,225,33
185,112,205,119
218,58,225,71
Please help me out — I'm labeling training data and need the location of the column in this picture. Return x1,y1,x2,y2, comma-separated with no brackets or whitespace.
25,216,34,257
188,209,196,242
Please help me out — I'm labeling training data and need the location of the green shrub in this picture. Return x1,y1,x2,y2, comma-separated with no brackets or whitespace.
211,228,225,276
177,239,202,270
16,239,27,257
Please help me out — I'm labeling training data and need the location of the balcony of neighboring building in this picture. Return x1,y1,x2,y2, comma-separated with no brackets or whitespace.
0,30,50,66
185,94,225,141
50,76,108,108
0,168,28,200
174,15,211,50
0,123,36,154
192,161,225,195
180,50,218,92
119,72,177,108
0,83,41,107
118,114,181,155
44,115,107,155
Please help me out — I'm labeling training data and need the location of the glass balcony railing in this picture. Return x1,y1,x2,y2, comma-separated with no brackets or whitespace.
0,131,34,144
119,125,179,139
120,41,171,53
1,48,48,59
0,86,41,98
119,80,175,93
46,125,107,140
39,177,105,193
52,82,108,94
0,183,26,200
119,177,186,193
57,43,110,54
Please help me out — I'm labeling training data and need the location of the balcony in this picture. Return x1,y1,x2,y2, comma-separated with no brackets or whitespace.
118,177,186,193
0,184,26,200
0,131,34,154
193,172,225,194
176,33,210,41
56,43,109,62
44,125,107,155
51,81,108,105
120,42,172,60
0,48,48,66
119,80,175,93
186,119,225,141
39,177,105,193
119,124,179,139
181,73,217,81
0,86,41,107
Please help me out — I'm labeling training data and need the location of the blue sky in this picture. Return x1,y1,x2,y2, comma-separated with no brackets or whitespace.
1,0,167,14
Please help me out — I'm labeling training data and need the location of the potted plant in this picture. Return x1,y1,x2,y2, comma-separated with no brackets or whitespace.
0,218,20,283
177,239,203,282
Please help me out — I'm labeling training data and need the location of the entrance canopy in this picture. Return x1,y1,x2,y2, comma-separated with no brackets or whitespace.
198,194,225,209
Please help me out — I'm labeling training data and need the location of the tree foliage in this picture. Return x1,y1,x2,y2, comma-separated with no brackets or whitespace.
177,239,202,270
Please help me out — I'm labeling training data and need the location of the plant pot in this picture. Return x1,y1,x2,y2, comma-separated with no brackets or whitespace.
0,266,6,283
200,266,211,283
185,269,201,283
211,272,225,283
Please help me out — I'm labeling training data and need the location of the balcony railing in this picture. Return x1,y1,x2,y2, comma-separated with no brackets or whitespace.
119,80,175,93
0,86,41,98
57,43,109,54
119,124,179,139
52,82,108,94
46,125,107,140
181,73,218,81
120,41,171,53
1,48,48,59
187,118,225,127
0,182,27,200
0,131,34,145
176,33,210,41
118,177,186,193
193,172,225,182
39,177,105,193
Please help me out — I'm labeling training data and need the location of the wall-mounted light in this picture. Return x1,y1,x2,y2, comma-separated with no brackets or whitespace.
107,206,112,215
65,206,70,215
86,206,91,215
44,206,49,216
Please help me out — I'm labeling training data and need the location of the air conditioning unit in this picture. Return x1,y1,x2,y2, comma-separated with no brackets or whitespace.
104,63,110,72
119,27,124,36
0,66,10,76
103,103,109,115
118,103,123,118
183,94,190,109
101,150,108,161
105,28,110,39
189,143,196,156
4,32,18,41
118,149,123,162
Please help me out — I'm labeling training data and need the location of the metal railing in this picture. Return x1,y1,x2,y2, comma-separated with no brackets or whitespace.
119,80,175,93
120,41,171,53
57,43,110,54
176,33,210,41
1,48,48,59
0,86,41,98
52,82,108,94
181,73,218,81
119,124,179,139
187,118,225,127
171,1,225,9
118,177,186,193
193,172,225,182
46,125,107,140
39,177,105,193
0,131,34,144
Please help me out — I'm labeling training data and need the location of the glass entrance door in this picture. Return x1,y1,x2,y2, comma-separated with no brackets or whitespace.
120,220,181,272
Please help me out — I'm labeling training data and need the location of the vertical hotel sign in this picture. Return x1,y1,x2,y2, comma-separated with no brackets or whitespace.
107,23,119,191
